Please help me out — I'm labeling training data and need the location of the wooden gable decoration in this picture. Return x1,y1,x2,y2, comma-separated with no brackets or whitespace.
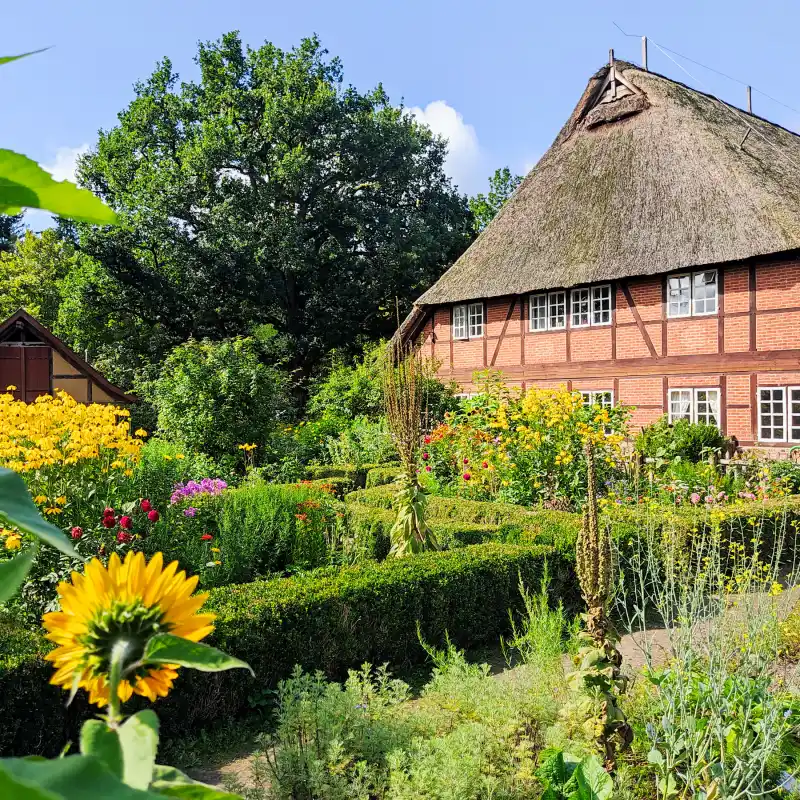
0,309,134,404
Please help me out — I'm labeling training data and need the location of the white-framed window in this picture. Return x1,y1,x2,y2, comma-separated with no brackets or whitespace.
453,303,484,339
529,291,567,332
549,291,566,330
669,388,720,426
571,288,590,327
468,302,484,337
757,386,800,443
580,390,613,409
591,285,612,325
667,270,718,318
530,294,547,331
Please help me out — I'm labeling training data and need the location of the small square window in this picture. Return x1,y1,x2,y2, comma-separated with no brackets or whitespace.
530,294,547,331
580,390,613,408
468,302,484,338
695,389,719,426
693,271,718,315
453,305,468,339
668,275,691,318
548,292,566,330
591,285,611,325
571,288,590,327
669,389,692,423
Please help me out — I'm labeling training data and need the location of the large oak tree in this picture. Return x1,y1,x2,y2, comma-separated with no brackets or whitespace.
68,33,472,394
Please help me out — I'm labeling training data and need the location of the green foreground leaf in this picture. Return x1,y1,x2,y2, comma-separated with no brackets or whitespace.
0,49,50,67
573,755,613,800
150,765,242,799
0,150,118,224
0,755,161,799
118,710,160,790
0,548,35,603
80,720,123,779
0,469,76,557
143,634,253,675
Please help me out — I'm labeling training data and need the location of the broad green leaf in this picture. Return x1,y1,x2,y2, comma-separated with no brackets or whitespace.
0,755,161,799
150,764,241,798
143,634,253,675
0,150,118,225
80,720,123,779
0,470,76,557
0,764,59,799
0,548,35,604
0,49,50,67
573,755,613,800
118,710,159,790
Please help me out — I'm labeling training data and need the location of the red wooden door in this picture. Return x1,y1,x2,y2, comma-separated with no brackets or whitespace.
0,347,23,400
24,347,51,402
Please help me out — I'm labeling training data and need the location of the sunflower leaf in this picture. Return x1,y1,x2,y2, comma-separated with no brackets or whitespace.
143,634,254,676
150,765,242,798
0,469,76,557
118,710,159,791
0,149,118,224
80,720,123,779
0,548,35,604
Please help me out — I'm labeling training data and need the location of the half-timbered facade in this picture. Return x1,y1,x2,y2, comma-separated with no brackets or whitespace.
403,58,800,452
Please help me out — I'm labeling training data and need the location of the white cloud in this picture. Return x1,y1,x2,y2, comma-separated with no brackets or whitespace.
407,101,481,192
40,143,90,183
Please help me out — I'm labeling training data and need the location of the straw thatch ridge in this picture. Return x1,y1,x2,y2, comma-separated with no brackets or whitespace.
416,60,800,306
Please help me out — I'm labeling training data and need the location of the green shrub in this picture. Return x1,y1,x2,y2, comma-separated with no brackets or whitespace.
0,543,578,757
366,465,403,488
326,417,397,468
768,458,800,494
142,482,340,585
635,415,728,464
133,437,228,508
142,333,291,464
298,476,355,498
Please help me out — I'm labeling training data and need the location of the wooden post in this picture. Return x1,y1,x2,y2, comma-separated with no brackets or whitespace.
609,49,616,99
746,85,752,113
641,36,648,71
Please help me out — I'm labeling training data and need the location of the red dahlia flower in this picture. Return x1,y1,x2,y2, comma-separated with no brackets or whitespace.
201,533,213,541
116,531,132,544
70,526,82,539
147,510,160,522
119,515,133,530
421,452,429,460
463,472,471,481
101,516,115,528
140,499,152,512
103,507,115,518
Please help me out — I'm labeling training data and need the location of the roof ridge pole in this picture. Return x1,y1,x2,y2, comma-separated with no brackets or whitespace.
642,36,648,71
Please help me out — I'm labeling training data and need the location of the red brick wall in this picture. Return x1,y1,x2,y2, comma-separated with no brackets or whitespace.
418,257,800,447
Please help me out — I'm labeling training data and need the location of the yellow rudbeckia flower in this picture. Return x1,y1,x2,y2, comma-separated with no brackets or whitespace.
42,552,215,707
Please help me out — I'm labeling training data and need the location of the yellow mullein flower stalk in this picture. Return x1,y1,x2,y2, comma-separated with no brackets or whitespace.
43,552,215,708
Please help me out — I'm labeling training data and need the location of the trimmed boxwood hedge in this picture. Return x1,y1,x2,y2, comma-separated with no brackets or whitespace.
365,465,403,489
0,542,577,757
306,463,399,490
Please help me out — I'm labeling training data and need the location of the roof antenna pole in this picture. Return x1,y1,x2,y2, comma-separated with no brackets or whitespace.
746,85,752,114
642,36,648,71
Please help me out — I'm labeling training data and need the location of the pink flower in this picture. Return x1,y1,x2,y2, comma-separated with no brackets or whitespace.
424,435,431,444
140,499,152,512
425,465,431,472
147,509,160,522
481,461,488,469
463,472,471,481
463,457,469,465
116,531,132,544
690,493,701,505
421,452,429,461
705,495,714,505
201,533,213,541
119,515,133,530
70,526,82,540
103,507,115,517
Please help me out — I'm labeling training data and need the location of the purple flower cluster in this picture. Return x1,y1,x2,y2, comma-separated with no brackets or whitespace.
170,478,228,505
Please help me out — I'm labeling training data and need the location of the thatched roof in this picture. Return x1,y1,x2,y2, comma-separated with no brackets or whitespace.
417,60,800,306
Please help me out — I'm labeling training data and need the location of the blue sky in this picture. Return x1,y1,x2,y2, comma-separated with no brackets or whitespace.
4,0,800,229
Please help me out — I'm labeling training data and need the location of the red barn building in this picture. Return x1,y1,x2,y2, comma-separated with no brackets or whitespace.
404,59,800,452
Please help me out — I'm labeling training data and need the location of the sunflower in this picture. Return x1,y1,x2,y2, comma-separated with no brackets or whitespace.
43,551,215,707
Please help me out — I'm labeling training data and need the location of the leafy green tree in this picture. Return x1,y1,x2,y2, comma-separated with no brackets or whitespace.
70,33,472,399
0,212,23,253
0,229,77,326
469,167,522,233
143,333,291,462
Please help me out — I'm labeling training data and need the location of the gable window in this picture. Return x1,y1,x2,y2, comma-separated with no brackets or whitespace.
571,285,611,328
453,302,484,340
758,386,800,442
669,388,720,426
580,390,613,409
529,291,566,332
667,270,718,318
